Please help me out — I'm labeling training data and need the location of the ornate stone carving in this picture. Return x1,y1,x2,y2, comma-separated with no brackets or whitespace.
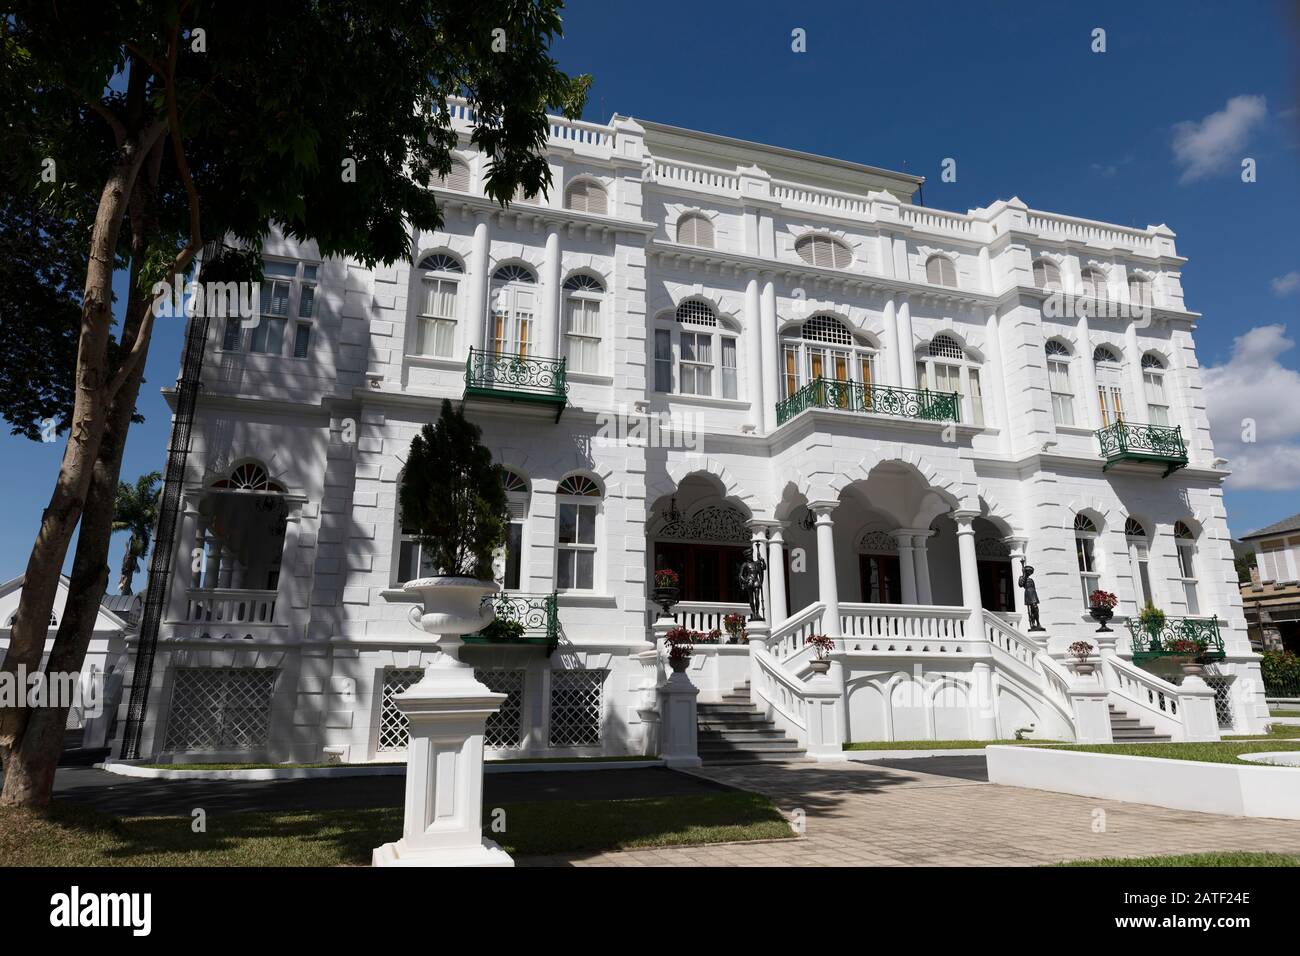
656,504,749,543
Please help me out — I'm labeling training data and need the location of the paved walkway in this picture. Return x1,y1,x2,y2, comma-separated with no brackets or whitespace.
519,756,1300,867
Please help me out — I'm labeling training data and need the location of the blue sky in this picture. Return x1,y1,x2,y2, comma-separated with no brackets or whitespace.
1,0,1297,585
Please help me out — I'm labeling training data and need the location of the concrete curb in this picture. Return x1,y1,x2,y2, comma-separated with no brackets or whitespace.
96,758,667,781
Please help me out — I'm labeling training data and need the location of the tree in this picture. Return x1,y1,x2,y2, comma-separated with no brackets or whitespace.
400,400,510,581
112,471,161,595
0,1,588,808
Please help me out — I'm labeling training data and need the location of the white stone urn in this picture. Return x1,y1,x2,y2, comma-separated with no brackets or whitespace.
372,575,513,868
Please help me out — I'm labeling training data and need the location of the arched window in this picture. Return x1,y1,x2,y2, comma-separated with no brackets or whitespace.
656,300,736,398
925,255,958,288
1174,521,1200,615
411,253,464,357
224,259,318,358
564,179,607,215
211,462,285,493
794,234,852,269
1129,276,1154,309
917,334,983,426
433,157,472,192
490,264,537,355
1093,345,1125,426
500,470,530,590
562,274,604,374
1141,353,1170,426
1074,514,1100,607
1032,259,1062,291
1080,267,1108,302
511,183,541,205
676,213,713,248
1045,339,1075,426
780,315,878,402
1124,517,1154,609
556,475,601,590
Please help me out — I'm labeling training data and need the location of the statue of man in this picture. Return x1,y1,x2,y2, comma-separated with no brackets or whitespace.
1018,559,1044,631
737,544,767,621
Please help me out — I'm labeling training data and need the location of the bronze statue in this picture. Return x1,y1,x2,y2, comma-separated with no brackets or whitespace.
737,542,767,621
1018,559,1044,631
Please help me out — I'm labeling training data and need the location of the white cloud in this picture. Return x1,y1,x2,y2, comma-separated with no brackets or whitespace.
1271,271,1300,296
1203,324,1300,490
1171,95,1267,184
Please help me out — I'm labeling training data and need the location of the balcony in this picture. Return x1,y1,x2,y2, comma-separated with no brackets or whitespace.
464,348,568,421
776,378,960,427
1096,420,1188,476
1127,615,1225,663
466,591,559,654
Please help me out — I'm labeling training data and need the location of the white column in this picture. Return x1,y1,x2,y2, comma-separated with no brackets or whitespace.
882,296,901,387
760,278,779,432
1076,313,1101,429
983,309,1008,430
912,530,935,604
892,530,918,605
954,510,985,632
539,226,561,357
1125,320,1147,421
768,524,789,623
897,296,916,389
464,213,491,354
811,501,840,637
745,273,765,431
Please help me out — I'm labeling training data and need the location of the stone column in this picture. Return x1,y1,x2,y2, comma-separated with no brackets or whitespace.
464,212,491,354
768,524,789,623
954,510,984,634
892,530,918,605
882,296,901,387
897,296,917,389
539,226,561,358
745,272,765,432
912,530,935,604
983,309,1008,430
811,501,840,637
1076,313,1101,429
760,277,779,432
1125,320,1147,421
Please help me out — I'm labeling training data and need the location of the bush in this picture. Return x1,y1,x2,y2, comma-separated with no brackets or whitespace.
1261,650,1300,696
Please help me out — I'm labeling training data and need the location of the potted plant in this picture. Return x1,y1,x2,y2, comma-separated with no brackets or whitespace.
1088,589,1118,632
805,634,836,675
723,612,748,645
398,400,510,658
1136,604,1166,639
1067,640,1095,675
652,568,680,618
1166,636,1210,676
663,626,693,673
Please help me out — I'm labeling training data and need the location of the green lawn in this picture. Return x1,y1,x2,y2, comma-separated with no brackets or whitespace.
1269,708,1300,717
1038,740,1300,765
843,739,1056,751
0,791,792,866
1224,723,1300,740
1058,852,1300,867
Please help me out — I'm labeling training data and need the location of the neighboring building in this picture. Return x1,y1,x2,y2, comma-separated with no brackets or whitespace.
115,103,1266,763
0,575,139,734
1240,513,1300,654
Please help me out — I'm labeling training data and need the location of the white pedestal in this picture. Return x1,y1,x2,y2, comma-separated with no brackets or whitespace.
658,670,701,768
1068,674,1113,744
1177,676,1221,743
372,652,513,867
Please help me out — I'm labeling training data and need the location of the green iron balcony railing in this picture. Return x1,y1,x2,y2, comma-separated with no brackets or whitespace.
1127,615,1225,663
1096,420,1188,476
464,348,568,421
775,378,961,427
468,591,559,655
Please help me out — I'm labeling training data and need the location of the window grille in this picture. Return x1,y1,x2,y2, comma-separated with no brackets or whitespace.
675,300,716,327
418,253,463,274
1093,345,1120,364
377,667,425,752
929,334,963,359
163,667,276,752
803,315,853,344
549,669,605,747
493,264,536,284
562,273,604,292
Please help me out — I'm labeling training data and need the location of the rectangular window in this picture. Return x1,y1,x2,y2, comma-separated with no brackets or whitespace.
503,522,523,590
784,345,800,397
1098,385,1124,426
1048,359,1075,426
968,368,984,427
557,502,596,590
416,277,458,357
655,330,673,392
397,534,434,583
1076,535,1099,607
250,316,285,354
720,337,737,399
860,355,875,390
222,317,243,351
293,322,311,358
1177,544,1199,614
679,331,713,396
564,298,601,373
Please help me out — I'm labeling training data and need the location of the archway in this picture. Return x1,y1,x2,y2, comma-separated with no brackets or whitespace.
647,473,752,604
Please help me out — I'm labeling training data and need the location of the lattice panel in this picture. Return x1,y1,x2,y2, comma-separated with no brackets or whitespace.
549,669,605,747
476,668,525,750
378,667,425,752
163,667,276,752
1205,676,1235,730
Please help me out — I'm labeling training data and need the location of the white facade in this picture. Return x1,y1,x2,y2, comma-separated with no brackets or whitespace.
120,105,1266,763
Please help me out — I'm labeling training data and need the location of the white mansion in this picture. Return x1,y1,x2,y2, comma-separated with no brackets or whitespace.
115,104,1268,764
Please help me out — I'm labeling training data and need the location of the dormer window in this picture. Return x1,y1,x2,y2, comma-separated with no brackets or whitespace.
564,179,608,214
925,255,958,288
1033,259,1062,291
794,234,851,269
676,213,714,248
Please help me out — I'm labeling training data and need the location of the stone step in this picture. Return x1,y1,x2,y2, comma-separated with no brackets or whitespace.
697,704,762,717
697,718,776,731
699,750,810,765
1111,730,1172,742
699,737,803,753
698,728,791,741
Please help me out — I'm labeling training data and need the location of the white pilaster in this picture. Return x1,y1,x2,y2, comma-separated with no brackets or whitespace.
539,226,561,357
811,501,840,637
882,296,900,387
760,278,779,432
768,524,788,623
897,296,916,389
745,273,765,432
465,213,491,353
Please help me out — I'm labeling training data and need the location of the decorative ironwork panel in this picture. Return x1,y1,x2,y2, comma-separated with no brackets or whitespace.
1204,676,1235,730
481,592,558,644
1095,420,1188,462
163,667,276,753
776,378,960,426
1127,616,1225,662
975,537,1011,557
377,667,425,752
859,530,897,553
465,348,568,399
549,669,605,747
475,668,526,750
656,504,750,543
